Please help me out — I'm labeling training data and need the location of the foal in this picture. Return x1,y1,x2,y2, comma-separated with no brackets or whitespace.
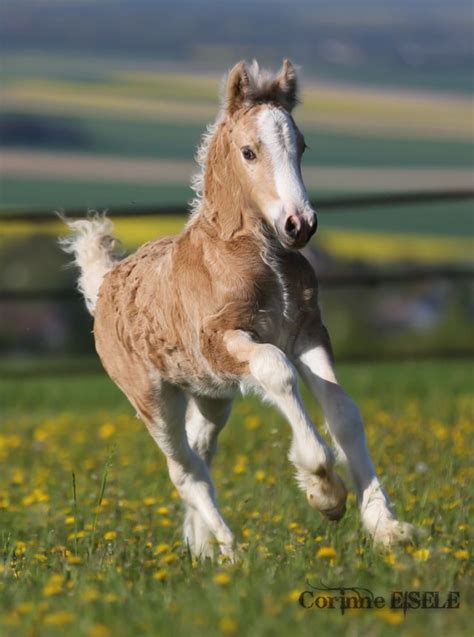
62,60,414,559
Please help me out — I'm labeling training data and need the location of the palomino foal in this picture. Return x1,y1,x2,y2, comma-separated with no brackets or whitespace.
62,60,414,559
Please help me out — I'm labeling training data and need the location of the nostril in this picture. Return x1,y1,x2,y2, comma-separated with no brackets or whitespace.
308,217,318,238
285,215,300,238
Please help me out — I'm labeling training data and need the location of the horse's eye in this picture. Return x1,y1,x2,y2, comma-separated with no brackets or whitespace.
241,146,256,161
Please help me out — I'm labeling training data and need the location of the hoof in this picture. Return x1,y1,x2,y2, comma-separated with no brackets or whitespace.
372,519,416,547
319,501,347,522
305,470,348,522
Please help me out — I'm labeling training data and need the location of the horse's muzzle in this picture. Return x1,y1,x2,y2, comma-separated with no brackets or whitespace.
278,212,318,249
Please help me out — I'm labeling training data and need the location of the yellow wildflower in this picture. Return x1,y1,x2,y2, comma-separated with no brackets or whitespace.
219,617,238,634
154,542,171,555
15,541,27,556
156,506,169,515
453,549,469,560
375,608,404,625
286,589,302,602
16,602,33,615
413,549,430,561
160,553,178,565
153,569,168,582
316,546,337,559
213,573,231,586
159,518,172,527
44,611,75,625
99,423,115,440
244,415,260,430
43,574,65,597
103,531,117,541
82,587,100,602
68,530,87,540
11,469,24,485
89,624,111,637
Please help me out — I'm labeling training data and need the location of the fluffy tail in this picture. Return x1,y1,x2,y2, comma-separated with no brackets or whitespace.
59,213,122,315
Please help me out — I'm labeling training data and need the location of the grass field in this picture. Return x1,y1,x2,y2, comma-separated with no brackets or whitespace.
1,361,472,637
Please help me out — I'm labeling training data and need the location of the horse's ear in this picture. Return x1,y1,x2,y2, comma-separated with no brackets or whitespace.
276,59,299,111
224,61,250,114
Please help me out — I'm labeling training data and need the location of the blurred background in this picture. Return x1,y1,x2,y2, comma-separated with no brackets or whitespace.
0,0,473,375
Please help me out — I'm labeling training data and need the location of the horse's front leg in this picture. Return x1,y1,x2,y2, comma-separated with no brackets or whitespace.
224,329,347,521
295,325,415,546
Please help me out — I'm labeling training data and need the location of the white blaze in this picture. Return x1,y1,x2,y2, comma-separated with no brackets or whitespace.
257,107,310,223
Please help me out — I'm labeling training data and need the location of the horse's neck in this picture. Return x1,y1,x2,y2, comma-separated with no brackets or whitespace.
191,194,260,244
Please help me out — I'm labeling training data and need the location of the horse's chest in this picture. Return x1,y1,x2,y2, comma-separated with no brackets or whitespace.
255,261,319,351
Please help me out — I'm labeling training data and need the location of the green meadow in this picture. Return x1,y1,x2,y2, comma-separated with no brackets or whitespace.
0,361,472,637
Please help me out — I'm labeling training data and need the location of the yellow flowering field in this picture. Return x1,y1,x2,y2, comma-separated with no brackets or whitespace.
0,360,472,636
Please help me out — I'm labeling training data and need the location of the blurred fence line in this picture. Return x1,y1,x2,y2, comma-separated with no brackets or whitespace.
1,189,473,371
1,189,473,303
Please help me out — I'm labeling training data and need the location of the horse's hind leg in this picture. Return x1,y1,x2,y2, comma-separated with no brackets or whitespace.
141,382,235,560
183,396,233,559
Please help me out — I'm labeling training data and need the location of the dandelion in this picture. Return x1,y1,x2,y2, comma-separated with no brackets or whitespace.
16,602,33,615
413,548,430,561
375,608,404,626
316,546,337,559
99,423,115,440
43,574,65,597
154,543,171,555
255,469,266,481
68,530,87,541
44,611,76,625
213,573,231,586
33,428,48,442
384,553,396,566
218,617,238,634
11,468,24,485
89,624,111,637
244,415,260,430
64,515,75,525
159,518,172,527
286,590,302,603
453,549,469,560
153,569,168,582
103,531,117,541
233,463,246,474
15,541,27,556
156,506,169,515
160,553,179,565
82,587,100,602
132,524,147,533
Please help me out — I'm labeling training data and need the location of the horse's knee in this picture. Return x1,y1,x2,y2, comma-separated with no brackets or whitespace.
249,345,296,395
